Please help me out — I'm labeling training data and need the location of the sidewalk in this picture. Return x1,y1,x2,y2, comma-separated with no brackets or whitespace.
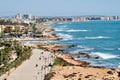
6,49,55,80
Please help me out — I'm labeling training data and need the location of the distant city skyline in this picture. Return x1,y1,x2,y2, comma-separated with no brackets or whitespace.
0,0,120,16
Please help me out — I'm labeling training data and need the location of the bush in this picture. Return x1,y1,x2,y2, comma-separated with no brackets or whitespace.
0,40,32,76
53,57,74,66
44,72,56,80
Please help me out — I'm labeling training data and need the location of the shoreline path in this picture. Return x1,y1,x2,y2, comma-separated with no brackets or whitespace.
7,49,55,80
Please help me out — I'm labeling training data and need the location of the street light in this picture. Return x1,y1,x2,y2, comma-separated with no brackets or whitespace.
0,51,3,65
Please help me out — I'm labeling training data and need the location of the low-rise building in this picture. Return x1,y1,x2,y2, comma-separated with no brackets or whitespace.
0,25,25,33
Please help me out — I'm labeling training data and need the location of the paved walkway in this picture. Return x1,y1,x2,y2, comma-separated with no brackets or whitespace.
6,49,55,80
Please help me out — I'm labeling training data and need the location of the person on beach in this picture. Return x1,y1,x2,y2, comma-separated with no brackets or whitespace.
41,66,43,70
36,64,38,67
41,52,43,54
37,72,39,75
39,57,41,60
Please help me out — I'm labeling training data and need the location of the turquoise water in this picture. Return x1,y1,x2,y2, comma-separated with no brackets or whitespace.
51,21,120,68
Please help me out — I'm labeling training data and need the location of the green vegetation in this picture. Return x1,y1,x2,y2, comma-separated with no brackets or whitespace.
53,57,74,66
0,39,32,76
44,57,74,80
0,19,29,26
0,19,18,25
32,24,37,34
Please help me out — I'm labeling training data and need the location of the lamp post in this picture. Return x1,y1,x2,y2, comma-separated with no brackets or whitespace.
0,51,3,65
40,69,42,80
44,57,47,75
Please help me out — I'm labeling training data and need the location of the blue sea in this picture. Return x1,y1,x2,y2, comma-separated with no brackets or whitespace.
51,21,120,68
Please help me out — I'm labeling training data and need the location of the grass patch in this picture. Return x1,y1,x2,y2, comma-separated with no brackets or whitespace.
53,57,74,66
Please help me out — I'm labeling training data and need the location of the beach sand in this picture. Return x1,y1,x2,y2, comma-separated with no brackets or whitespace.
6,49,55,80
51,66,120,80
49,53,120,80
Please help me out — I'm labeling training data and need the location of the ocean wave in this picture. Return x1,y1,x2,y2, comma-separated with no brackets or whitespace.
71,47,94,53
54,28,65,31
118,63,120,68
54,26,68,31
91,52,118,59
85,36,110,39
57,33,73,40
77,45,94,50
61,26,67,27
78,36,110,40
118,48,120,50
58,23,63,24
77,45,84,48
80,48,94,52
66,29,88,32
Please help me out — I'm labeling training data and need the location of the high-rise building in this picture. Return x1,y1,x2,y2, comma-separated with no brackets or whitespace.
15,13,22,20
23,14,32,19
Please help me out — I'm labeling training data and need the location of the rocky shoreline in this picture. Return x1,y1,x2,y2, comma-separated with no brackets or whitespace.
23,22,120,80
36,43,120,80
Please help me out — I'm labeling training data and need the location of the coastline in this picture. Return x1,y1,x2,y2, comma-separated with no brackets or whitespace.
35,22,120,79
1,21,120,80
38,43,120,80
43,22,120,80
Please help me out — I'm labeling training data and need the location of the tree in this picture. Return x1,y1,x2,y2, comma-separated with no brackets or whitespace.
32,24,37,33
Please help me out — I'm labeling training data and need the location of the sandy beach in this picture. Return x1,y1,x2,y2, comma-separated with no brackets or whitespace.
6,49,55,80
51,66,120,80
47,52,120,80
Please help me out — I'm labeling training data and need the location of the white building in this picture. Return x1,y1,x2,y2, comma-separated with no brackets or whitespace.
15,13,22,20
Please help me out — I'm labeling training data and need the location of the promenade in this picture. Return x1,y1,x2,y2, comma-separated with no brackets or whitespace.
6,49,55,80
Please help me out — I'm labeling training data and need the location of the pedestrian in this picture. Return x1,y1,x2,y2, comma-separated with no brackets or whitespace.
36,64,38,67
39,57,41,60
37,72,39,75
41,66,43,70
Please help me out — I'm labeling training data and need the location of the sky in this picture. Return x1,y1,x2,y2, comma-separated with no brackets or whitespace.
0,0,120,16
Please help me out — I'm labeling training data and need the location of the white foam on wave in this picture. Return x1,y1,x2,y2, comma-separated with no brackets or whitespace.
71,46,94,53
118,48,120,50
77,45,94,51
85,36,110,39
66,29,88,32
77,45,84,48
78,48,94,52
91,52,118,59
54,27,67,31
77,36,110,40
58,23,63,24
118,63,120,68
54,28,64,31
61,26,67,28
57,33,73,40
54,26,67,31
